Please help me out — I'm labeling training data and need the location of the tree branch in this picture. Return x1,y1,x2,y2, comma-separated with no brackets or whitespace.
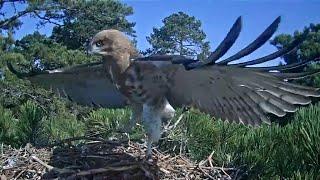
32,10,64,27
0,1,66,29
0,8,32,28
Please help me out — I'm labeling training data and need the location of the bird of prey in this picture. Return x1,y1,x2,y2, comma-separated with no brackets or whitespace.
8,16,320,157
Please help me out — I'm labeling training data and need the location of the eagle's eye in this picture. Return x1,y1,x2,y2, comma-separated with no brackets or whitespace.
95,40,104,47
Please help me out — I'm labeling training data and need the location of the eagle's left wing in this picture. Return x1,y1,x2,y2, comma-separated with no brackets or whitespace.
7,62,127,108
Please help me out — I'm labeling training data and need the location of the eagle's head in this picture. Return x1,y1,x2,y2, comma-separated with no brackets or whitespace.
89,29,138,59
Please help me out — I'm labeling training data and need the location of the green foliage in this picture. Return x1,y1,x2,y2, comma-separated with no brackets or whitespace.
1,1,135,50
293,170,320,180
0,106,17,146
43,113,85,143
183,104,320,179
16,101,44,145
86,108,144,140
271,23,320,87
14,31,100,70
0,52,26,67
296,105,320,169
271,23,320,65
86,108,130,137
0,79,90,146
185,111,248,163
293,63,320,87
146,12,210,59
51,0,135,49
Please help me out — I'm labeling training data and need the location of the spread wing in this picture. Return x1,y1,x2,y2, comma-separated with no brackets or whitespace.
7,62,127,108
141,16,320,126
165,65,320,125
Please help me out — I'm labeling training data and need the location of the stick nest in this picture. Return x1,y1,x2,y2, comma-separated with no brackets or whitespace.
1,139,240,179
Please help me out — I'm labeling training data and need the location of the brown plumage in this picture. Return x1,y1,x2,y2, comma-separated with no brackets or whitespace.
89,30,168,107
8,17,320,157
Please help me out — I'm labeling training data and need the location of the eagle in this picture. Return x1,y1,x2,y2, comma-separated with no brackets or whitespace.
8,16,320,158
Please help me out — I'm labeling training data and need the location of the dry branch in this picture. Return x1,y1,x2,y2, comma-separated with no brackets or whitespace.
1,139,240,179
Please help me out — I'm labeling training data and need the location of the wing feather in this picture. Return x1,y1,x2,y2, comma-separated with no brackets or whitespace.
8,62,127,108
165,65,319,126
228,85,262,125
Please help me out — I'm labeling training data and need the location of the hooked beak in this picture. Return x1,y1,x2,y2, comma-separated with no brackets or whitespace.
87,43,100,55
85,38,94,55
86,41,93,54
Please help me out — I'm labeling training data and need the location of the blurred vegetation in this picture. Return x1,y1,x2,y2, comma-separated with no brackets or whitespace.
0,0,320,179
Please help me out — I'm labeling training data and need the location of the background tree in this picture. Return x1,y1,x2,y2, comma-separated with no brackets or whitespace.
146,12,210,59
50,0,136,49
14,32,100,70
1,1,136,49
270,23,320,87
0,0,135,70
271,24,320,65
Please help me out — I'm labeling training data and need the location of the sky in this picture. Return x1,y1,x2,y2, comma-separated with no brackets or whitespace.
2,0,320,65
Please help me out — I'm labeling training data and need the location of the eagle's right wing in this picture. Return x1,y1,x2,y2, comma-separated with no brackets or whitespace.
7,62,127,108
165,65,320,126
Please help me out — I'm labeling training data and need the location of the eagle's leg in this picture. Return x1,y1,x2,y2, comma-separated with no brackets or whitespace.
146,136,153,158
142,104,162,158
142,99,175,158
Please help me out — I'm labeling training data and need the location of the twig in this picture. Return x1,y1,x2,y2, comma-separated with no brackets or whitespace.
211,167,235,171
49,136,117,147
50,135,141,148
198,165,215,180
32,10,64,27
220,163,231,179
68,165,140,178
159,167,170,174
199,159,207,166
163,112,186,132
172,113,185,129
30,155,54,171
80,155,109,160
160,154,170,161
14,169,25,180
208,150,215,168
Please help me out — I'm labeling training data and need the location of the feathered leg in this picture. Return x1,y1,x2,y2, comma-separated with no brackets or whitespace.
142,104,162,158
142,99,175,158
